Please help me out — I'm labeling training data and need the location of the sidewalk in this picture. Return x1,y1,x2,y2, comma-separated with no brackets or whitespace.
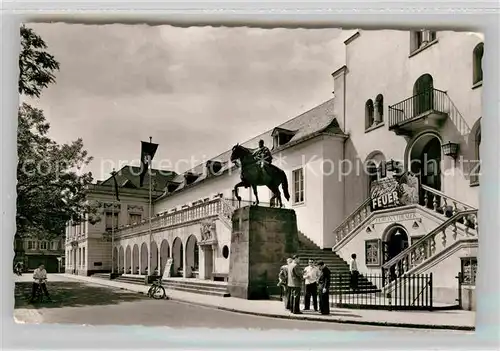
63,274,475,331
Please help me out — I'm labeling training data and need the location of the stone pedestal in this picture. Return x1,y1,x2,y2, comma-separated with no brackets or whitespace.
228,206,299,300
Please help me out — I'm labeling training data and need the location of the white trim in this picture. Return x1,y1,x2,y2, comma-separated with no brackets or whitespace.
291,167,306,206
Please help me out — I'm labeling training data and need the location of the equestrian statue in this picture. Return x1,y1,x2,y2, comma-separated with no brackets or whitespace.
230,139,290,208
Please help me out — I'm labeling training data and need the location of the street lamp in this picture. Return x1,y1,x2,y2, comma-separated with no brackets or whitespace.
442,141,460,159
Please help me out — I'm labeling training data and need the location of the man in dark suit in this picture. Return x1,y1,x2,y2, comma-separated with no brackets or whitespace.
287,255,303,314
317,261,331,315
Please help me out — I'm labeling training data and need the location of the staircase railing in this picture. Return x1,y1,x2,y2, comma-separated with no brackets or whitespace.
421,185,476,215
442,91,472,137
333,198,372,243
381,209,478,286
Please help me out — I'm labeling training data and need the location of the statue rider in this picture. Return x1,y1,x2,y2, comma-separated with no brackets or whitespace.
253,139,273,169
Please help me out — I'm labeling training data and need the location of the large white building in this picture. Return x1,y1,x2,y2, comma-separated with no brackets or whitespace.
65,29,481,308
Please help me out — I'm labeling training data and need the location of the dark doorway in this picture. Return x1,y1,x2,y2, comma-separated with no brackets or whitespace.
413,74,434,116
410,135,442,210
384,227,409,281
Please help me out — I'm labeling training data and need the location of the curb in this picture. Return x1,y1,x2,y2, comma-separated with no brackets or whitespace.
63,275,475,332
163,296,475,331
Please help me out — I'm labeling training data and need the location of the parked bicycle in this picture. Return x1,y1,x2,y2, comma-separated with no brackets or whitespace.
147,278,167,299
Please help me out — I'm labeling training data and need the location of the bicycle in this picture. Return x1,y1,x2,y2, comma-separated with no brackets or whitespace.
147,278,167,299
32,279,49,303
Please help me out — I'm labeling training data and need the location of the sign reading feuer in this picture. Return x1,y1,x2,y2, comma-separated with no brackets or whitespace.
370,173,420,211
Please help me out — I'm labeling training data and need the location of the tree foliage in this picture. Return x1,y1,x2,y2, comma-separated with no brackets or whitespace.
17,25,98,239
19,24,60,98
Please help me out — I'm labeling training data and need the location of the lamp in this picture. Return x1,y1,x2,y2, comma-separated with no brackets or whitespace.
442,141,460,158
386,159,396,172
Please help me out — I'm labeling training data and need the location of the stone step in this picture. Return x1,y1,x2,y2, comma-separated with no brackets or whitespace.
92,273,111,279
165,284,230,297
164,280,229,292
114,276,146,285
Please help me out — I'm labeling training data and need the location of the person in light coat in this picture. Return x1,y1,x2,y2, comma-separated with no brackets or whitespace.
302,259,319,311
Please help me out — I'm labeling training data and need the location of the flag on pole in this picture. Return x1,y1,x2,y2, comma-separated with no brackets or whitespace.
111,170,120,201
139,140,159,187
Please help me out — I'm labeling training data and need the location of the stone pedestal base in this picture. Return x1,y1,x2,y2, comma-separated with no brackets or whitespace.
228,206,299,300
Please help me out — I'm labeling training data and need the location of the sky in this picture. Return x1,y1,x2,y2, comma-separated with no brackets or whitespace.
26,23,351,181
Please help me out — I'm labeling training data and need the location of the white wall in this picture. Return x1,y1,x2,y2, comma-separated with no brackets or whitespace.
335,206,445,275
337,30,481,216
153,136,346,249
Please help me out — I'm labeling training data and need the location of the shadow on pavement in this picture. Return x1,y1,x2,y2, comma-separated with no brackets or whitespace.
15,281,148,309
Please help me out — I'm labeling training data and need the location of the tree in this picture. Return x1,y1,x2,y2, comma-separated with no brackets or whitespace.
19,24,60,98
17,25,97,239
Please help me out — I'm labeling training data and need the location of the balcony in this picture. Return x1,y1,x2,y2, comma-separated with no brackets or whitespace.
388,88,449,136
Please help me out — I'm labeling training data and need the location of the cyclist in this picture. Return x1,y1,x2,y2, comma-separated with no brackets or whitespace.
29,263,52,303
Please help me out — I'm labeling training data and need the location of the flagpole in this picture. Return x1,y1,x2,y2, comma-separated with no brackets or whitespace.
148,136,152,278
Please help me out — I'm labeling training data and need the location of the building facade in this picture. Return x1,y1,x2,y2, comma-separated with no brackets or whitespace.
68,29,481,308
15,236,65,273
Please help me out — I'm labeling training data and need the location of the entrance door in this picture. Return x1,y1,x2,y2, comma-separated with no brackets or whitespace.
420,137,442,210
204,247,213,280
413,74,434,116
385,227,409,281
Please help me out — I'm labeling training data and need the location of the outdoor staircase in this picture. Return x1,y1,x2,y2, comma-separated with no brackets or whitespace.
163,278,230,297
332,185,478,299
296,249,379,293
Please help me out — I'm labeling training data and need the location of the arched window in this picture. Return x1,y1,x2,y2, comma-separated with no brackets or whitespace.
365,99,374,129
375,94,384,123
473,43,484,85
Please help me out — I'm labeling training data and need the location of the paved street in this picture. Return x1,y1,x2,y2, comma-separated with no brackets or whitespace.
14,274,470,333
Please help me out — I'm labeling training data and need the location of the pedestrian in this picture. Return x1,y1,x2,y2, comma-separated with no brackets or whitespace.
350,253,359,292
287,255,303,314
277,258,292,309
30,263,52,303
303,259,319,311
317,261,331,315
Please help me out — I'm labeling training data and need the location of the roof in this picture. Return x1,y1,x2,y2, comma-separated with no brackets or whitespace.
99,165,177,192
159,97,345,198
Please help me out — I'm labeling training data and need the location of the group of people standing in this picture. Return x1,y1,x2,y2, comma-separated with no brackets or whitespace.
277,255,331,315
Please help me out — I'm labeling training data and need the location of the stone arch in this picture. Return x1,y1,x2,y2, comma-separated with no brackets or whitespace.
150,241,159,273
382,224,410,280
185,235,199,278
172,237,183,277
119,246,124,273
132,244,139,274
125,245,131,274
140,242,148,274
159,239,170,275
406,131,443,209
413,74,434,115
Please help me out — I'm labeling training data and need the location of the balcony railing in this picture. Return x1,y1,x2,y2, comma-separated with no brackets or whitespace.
116,197,224,237
388,88,449,128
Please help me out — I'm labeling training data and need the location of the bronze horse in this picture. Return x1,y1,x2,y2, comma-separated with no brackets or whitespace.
230,144,290,208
